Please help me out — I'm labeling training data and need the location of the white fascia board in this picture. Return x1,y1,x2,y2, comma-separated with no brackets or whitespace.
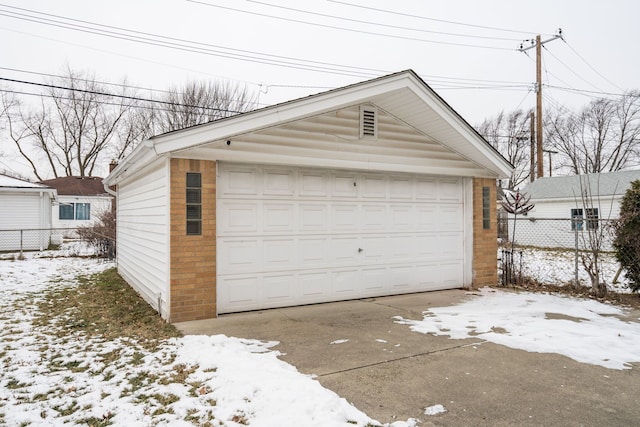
104,142,157,186
401,78,513,178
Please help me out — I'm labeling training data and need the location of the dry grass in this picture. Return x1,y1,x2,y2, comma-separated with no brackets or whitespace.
34,268,181,350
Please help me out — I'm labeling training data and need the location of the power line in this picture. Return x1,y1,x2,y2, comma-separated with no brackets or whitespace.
563,40,624,92
246,0,522,42
542,45,605,93
327,0,554,36
0,76,248,114
187,0,515,50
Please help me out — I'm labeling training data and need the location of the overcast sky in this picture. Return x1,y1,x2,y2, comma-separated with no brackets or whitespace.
1,0,638,177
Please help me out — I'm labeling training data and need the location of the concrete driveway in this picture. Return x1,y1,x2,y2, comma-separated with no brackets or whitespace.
175,290,640,426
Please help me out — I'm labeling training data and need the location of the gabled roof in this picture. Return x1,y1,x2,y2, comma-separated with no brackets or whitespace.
523,169,640,200
39,176,108,196
106,70,513,186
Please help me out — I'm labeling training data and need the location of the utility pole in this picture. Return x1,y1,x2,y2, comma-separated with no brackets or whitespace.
530,111,535,182
518,29,563,179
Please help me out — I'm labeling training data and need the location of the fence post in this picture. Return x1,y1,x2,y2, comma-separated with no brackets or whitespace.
19,229,24,257
574,223,579,285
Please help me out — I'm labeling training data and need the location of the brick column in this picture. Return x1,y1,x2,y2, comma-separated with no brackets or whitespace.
472,178,498,287
170,159,217,322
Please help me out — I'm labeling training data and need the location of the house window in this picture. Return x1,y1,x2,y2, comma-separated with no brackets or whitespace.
586,208,599,230
59,204,74,220
571,208,583,231
482,186,491,229
75,203,90,220
59,203,91,220
186,172,202,235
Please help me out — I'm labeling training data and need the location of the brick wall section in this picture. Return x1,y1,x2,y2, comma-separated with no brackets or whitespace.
170,158,217,322
472,177,498,287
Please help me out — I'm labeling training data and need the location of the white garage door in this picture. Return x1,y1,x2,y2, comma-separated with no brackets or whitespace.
217,163,465,313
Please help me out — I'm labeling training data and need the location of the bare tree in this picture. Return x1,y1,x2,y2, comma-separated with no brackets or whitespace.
477,109,532,189
546,91,640,175
3,66,141,180
151,80,257,135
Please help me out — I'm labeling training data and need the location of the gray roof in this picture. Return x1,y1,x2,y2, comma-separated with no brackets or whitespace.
522,169,640,200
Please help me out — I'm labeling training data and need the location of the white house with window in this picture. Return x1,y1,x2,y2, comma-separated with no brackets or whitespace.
39,176,112,237
505,169,640,250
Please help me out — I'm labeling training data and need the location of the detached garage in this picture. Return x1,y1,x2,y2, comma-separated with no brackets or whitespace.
104,70,512,322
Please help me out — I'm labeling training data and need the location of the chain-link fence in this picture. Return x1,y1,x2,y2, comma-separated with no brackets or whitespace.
497,217,632,292
0,227,115,259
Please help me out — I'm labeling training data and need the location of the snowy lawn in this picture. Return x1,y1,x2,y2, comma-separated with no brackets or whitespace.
504,247,632,294
396,287,640,370
0,248,415,427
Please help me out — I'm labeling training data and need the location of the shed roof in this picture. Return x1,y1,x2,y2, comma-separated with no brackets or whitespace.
0,174,51,190
523,170,640,200
39,176,108,196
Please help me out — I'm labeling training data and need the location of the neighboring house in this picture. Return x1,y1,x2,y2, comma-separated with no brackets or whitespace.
507,169,640,249
104,70,513,323
0,174,56,251
39,176,113,237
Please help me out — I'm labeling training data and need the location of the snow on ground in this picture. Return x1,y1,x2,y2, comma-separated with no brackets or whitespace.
396,288,640,370
507,247,631,294
0,246,415,427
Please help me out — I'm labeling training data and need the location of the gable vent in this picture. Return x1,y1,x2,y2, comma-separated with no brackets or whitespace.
360,106,377,140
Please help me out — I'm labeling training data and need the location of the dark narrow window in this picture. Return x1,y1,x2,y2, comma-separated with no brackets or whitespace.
186,172,202,235
571,208,583,231
59,203,74,220
586,208,599,230
75,203,91,220
482,186,491,229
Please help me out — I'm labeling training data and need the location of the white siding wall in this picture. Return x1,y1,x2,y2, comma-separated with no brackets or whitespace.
116,159,170,319
507,197,621,250
53,195,113,236
0,191,53,251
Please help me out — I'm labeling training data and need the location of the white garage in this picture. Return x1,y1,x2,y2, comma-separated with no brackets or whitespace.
105,70,512,322
217,164,468,313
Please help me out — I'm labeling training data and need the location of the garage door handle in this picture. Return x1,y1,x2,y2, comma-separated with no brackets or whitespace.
358,248,363,253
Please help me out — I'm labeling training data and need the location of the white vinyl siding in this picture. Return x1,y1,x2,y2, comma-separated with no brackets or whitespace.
116,159,170,319
0,191,53,251
217,163,467,314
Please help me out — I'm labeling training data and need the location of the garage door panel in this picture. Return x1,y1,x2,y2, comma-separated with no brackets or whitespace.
390,177,413,199
263,203,295,231
263,239,297,270
390,205,414,229
390,266,412,290
222,167,260,196
332,204,359,230
218,163,466,314
300,171,328,197
299,203,328,231
362,267,388,292
415,263,439,290
263,169,295,196
331,237,360,263
361,175,387,199
361,204,387,230
300,272,330,299
332,173,358,197
333,269,360,294
219,238,261,273
221,276,260,308
263,274,296,303
299,238,329,266
219,201,259,234
361,236,387,261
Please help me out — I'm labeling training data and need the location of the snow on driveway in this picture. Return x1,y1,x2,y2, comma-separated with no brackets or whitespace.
395,288,640,370
0,251,415,427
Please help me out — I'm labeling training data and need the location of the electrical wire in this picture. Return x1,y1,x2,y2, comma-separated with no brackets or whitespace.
542,45,605,94
246,0,522,42
563,40,624,92
327,0,555,36
187,0,515,50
